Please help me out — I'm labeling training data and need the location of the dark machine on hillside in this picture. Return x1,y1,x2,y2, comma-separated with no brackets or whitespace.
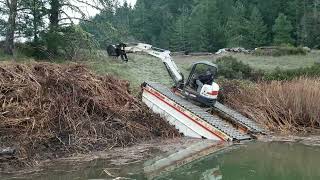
107,43,128,62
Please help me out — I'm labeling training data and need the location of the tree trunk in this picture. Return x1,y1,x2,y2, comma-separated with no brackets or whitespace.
32,0,39,44
49,0,60,29
48,0,61,54
4,0,18,56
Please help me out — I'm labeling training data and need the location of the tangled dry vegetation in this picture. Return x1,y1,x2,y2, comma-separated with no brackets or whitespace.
0,62,179,167
223,78,320,133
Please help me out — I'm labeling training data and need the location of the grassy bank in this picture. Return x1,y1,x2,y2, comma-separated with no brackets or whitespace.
87,54,190,93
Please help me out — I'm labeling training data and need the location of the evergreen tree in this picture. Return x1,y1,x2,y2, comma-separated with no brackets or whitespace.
245,7,268,48
187,0,227,52
273,13,294,45
131,0,148,42
226,1,247,47
170,6,190,51
206,0,227,51
187,0,210,51
114,1,133,42
297,0,320,48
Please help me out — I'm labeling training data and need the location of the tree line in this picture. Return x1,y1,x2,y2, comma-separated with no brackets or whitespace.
1,0,319,58
82,0,320,52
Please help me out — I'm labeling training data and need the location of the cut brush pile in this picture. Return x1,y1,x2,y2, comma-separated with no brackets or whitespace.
0,62,179,168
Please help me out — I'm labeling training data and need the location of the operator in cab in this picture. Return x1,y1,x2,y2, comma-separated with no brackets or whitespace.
196,69,214,93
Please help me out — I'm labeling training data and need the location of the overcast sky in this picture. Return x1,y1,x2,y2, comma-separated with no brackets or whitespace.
66,0,137,24
76,0,137,18
121,0,137,6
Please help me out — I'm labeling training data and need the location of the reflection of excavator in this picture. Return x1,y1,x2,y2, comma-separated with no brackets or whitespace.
144,140,226,180
126,43,267,142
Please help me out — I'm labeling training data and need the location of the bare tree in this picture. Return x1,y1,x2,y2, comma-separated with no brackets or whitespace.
2,0,18,55
47,0,114,54
0,0,114,56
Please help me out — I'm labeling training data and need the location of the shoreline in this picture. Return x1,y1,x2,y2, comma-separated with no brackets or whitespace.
2,135,320,179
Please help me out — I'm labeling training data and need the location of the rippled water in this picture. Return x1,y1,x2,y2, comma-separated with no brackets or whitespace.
3,142,320,180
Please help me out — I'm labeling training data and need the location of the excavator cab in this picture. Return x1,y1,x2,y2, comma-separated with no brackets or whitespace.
182,62,219,107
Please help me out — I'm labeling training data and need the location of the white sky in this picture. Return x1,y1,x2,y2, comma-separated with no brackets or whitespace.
65,0,137,24
73,0,137,18
121,0,137,6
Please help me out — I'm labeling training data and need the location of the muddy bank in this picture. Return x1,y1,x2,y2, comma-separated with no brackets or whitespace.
0,62,179,171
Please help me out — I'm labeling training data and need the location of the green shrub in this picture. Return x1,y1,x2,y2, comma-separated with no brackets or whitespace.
15,43,37,57
44,25,99,60
215,56,320,82
215,56,264,81
264,63,320,81
253,46,307,56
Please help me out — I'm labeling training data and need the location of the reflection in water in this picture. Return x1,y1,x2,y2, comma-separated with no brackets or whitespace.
144,141,229,180
2,142,320,180
201,167,222,180
156,142,320,180
153,148,225,180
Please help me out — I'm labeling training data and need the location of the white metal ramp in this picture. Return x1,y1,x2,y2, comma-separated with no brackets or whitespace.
142,82,262,142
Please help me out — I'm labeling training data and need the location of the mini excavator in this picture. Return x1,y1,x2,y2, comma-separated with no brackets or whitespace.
124,43,267,142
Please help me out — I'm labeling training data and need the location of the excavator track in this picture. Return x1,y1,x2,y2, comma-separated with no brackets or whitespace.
213,102,267,134
143,82,253,142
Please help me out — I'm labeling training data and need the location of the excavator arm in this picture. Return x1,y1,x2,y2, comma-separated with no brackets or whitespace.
124,43,267,142
126,43,184,88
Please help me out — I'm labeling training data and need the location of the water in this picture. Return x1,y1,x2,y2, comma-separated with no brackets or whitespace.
156,142,320,180
3,142,320,180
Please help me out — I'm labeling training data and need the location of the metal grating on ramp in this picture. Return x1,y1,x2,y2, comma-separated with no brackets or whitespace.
146,82,252,141
214,102,267,134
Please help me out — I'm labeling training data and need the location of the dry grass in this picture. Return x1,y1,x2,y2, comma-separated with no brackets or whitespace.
0,62,179,168
223,78,320,133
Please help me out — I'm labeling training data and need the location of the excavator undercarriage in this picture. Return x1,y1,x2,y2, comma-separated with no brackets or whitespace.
142,82,267,142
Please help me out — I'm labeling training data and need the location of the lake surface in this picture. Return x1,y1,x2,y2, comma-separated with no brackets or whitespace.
3,142,320,180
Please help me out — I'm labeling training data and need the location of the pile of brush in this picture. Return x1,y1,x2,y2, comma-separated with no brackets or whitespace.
0,62,179,166
223,78,320,133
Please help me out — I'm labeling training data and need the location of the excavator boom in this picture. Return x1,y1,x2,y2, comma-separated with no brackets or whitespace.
127,43,184,87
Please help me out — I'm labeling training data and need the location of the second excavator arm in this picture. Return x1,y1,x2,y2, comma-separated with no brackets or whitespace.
126,43,185,88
